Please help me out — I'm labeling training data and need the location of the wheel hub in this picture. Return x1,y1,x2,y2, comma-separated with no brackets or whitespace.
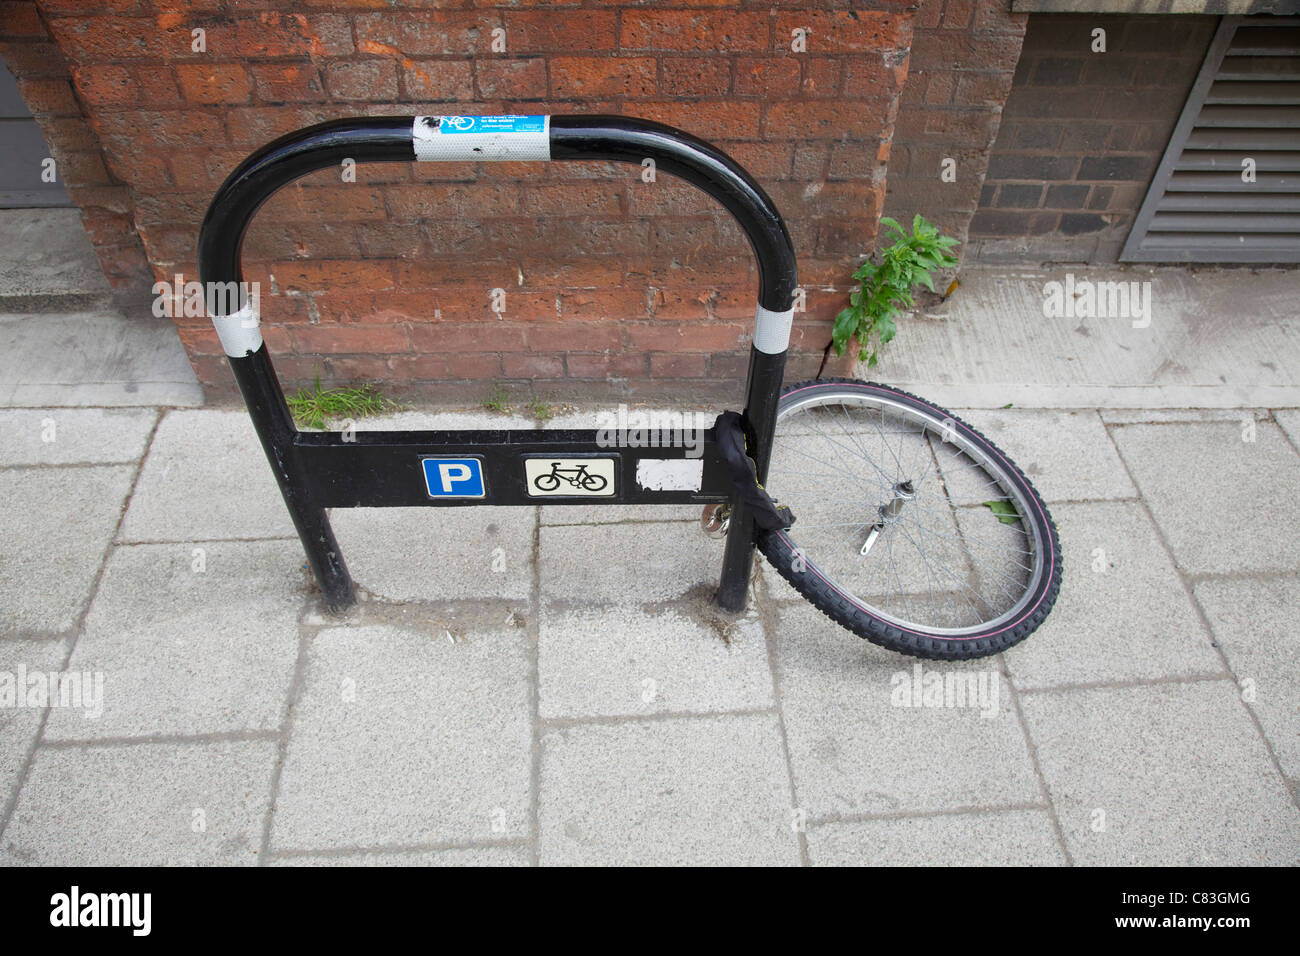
861,481,916,555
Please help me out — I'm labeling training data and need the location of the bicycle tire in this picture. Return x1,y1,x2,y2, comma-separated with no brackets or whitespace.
757,379,1062,660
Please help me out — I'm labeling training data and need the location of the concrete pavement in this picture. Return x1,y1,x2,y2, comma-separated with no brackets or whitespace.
1,402,1297,865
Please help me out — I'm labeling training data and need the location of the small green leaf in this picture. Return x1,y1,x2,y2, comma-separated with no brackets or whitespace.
831,307,857,356
982,500,1021,525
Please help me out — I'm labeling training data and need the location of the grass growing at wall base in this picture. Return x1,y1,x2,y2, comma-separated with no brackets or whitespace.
287,376,395,430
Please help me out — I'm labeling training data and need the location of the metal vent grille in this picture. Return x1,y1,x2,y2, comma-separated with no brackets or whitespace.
1121,15,1300,263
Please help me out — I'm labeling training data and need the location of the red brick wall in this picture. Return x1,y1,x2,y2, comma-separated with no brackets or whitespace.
0,0,151,292
969,14,1216,263
882,0,1026,274
6,1,921,399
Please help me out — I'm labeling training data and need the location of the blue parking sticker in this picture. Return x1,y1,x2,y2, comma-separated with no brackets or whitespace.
421,457,486,499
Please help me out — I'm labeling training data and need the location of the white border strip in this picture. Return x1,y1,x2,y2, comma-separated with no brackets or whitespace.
212,302,262,357
412,115,550,162
752,304,794,355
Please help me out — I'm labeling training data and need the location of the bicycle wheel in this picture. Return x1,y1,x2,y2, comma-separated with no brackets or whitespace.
534,472,560,492
757,379,1062,660
581,473,608,492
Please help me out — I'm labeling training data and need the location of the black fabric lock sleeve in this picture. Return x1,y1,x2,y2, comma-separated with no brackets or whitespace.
714,411,795,532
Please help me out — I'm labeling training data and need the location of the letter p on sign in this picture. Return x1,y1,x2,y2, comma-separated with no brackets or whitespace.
422,457,486,498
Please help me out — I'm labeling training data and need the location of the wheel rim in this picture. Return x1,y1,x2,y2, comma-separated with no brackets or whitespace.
766,387,1049,638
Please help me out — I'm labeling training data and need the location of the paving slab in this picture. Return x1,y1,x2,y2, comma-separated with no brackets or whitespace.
540,521,722,604
953,408,1137,501
1194,577,1300,780
329,506,534,601
875,267,1300,409
271,845,529,866
538,604,772,719
0,209,108,299
0,465,134,634
119,409,297,541
0,740,278,865
271,624,531,851
0,408,155,465
1109,421,1300,575
0,638,69,813
538,713,800,866
807,809,1065,866
0,311,202,408
774,602,1039,817
43,542,307,740
1003,502,1222,689
1020,681,1300,865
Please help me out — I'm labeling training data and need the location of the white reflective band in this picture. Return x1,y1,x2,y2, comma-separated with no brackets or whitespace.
412,115,550,162
752,304,794,355
211,302,262,357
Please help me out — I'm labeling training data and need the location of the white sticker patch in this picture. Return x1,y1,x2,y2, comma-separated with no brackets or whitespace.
635,458,704,492
525,458,615,497
413,115,550,162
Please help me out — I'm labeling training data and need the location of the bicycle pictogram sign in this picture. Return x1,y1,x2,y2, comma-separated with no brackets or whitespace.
532,461,607,493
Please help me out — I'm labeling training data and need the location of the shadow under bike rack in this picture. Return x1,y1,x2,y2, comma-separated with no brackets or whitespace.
198,114,798,612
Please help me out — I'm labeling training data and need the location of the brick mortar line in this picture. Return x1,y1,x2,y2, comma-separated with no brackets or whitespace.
0,406,162,845
1103,424,1300,818
998,649,1076,866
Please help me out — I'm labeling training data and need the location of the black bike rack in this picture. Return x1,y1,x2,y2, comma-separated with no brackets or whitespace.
198,115,798,612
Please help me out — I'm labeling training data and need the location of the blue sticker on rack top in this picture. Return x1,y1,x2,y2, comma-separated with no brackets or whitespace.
435,115,546,135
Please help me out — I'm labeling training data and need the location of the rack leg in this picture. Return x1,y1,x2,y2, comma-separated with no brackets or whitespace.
716,501,755,611
228,344,357,611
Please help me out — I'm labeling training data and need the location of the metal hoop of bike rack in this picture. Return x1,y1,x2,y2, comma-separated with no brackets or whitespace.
198,114,798,613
